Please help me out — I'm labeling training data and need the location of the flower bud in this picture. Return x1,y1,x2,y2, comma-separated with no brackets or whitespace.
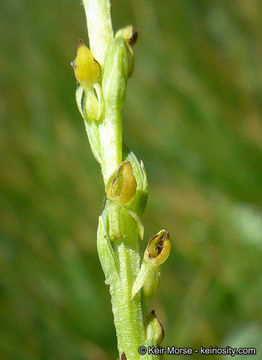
108,161,137,205
115,26,138,77
72,39,101,86
145,310,164,345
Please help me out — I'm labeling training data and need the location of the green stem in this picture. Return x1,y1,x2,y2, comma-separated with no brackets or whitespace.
99,107,123,185
100,37,129,186
82,0,114,66
112,212,145,359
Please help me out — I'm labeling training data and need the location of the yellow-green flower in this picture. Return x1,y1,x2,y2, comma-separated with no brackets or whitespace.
72,39,101,86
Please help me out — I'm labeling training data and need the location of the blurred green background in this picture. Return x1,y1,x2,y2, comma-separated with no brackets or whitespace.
1,0,262,359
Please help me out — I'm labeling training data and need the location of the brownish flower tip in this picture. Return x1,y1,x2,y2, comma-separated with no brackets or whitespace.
121,352,127,360
151,310,165,341
128,30,139,46
77,38,84,49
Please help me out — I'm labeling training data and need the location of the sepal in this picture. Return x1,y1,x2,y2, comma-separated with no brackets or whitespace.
72,39,101,86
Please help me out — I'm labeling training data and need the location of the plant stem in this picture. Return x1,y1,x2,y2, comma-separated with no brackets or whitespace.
99,104,123,185
82,0,114,66
111,213,145,358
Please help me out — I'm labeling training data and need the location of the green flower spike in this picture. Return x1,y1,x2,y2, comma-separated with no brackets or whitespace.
132,230,171,299
74,1,172,358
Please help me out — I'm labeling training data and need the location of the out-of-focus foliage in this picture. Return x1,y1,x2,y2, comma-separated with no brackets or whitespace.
1,0,262,359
